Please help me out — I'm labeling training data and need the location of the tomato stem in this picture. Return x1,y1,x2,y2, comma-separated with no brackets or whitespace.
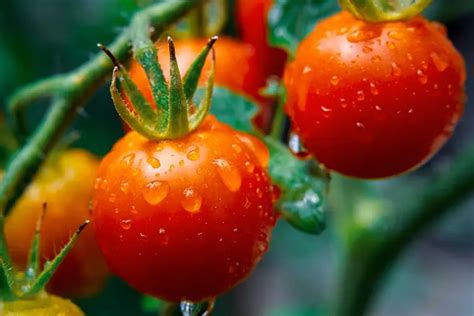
269,84,287,141
0,0,205,217
339,0,432,22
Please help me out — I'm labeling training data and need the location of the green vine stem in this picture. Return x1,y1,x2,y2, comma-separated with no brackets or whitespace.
333,147,474,316
0,0,204,217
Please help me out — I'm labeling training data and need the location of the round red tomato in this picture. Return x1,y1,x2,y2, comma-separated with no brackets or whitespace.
236,0,287,78
5,149,109,298
284,12,466,178
92,115,277,302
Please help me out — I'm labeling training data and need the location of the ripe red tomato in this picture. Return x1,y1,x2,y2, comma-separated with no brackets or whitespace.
128,36,267,104
5,149,109,298
92,115,278,302
236,0,287,78
284,12,466,178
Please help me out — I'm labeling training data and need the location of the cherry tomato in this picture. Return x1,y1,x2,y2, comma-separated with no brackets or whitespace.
284,12,466,178
128,36,267,105
3,294,84,316
92,115,277,302
5,149,109,298
236,0,287,78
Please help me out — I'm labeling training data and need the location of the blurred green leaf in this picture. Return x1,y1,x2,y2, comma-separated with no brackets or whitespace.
268,0,340,56
265,137,328,234
209,86,257,133
425,0,474,21
141,295,165,313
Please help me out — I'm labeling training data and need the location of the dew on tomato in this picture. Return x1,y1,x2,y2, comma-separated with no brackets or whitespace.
92,115,277,302
284,11,466,179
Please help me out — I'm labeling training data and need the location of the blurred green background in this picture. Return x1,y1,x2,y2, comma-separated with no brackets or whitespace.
0,0,473,315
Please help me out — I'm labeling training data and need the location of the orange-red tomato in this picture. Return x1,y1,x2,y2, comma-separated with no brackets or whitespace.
92,116,278,302
128,36,268,104
236,0,287,78
285,12,466,178
5,150,109,297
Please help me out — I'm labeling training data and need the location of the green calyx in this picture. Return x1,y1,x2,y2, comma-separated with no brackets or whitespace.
0,203,89,301
100,35,217,141
339,0,432,22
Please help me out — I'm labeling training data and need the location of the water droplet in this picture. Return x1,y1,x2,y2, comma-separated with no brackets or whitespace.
147,157,161,169
236,134,269,168
347,28,378,42
362,45,373,53
214,159,242,192
143,180,170,205
120,219,132,230
330,75,339,86
233,228,239,233
391,62,401,77
186,146,200,161
139,232,148,239
244,161,255,173
388,31,402,40
417,69,428,84
120,181,129,193
369,83,379,95
407,53,413,61
356,90,365,101
408,108,414,114
158,228,166,234
244,197,251,209
181,187,202,213
430,52,448,72
321,105,332,113
256,188,263,199
371,55,382,63
94,177,101,190
121,153,135,167
108,193,117,203
179,159,185,167
100,179,108,190
356,122,365,129
303,66,312,74
386,41,396,49
336,26,348,35
232,144,242,153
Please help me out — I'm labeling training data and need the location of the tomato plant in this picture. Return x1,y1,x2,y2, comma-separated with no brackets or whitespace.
284,11,466,178
4,149,108,297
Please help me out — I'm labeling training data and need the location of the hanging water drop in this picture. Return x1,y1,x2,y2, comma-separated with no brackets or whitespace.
143,180,169,205
181,187,203,213
120,219,132,230
147,156,161,169
214,159,242,192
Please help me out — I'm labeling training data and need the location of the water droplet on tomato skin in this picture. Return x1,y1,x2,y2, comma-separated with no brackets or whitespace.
214,159,242,192
417,69,428,84
186,145,200,161
181,187,203,213
121,153,135,167
430,52,449,72
147,157,161,169
347,28,378,42
120,219,132,230
391,62,401,77
256,188,264,199
143,180,170,205
330,76,339,86
369,83,379,95
244,161,255,173
356,90,365,101
120,181,129,193
232,143,242,153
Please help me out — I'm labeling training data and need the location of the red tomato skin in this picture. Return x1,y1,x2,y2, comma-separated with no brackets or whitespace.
236,0,287,78
92,116,277,302
285,12,466,179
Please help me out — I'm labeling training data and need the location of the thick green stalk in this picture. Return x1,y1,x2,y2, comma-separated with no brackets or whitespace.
0,0,203,216
333,148,474,316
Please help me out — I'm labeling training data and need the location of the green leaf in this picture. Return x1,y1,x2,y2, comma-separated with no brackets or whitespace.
264,137,328,234
268,0,340,56
141,296,166,313
209,86,257,133
425,0,474,21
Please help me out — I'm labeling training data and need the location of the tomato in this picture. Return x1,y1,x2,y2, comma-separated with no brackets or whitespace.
128,36,267,105
284,12,466,178
5,149,109,298
2,294,84,316
92,115,277,302
236,0,287,78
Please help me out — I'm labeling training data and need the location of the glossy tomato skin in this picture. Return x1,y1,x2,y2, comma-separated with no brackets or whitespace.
3,294,84,316
92,116,277,302
236,0,287,78
285,12,466,178
5,150,109,298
